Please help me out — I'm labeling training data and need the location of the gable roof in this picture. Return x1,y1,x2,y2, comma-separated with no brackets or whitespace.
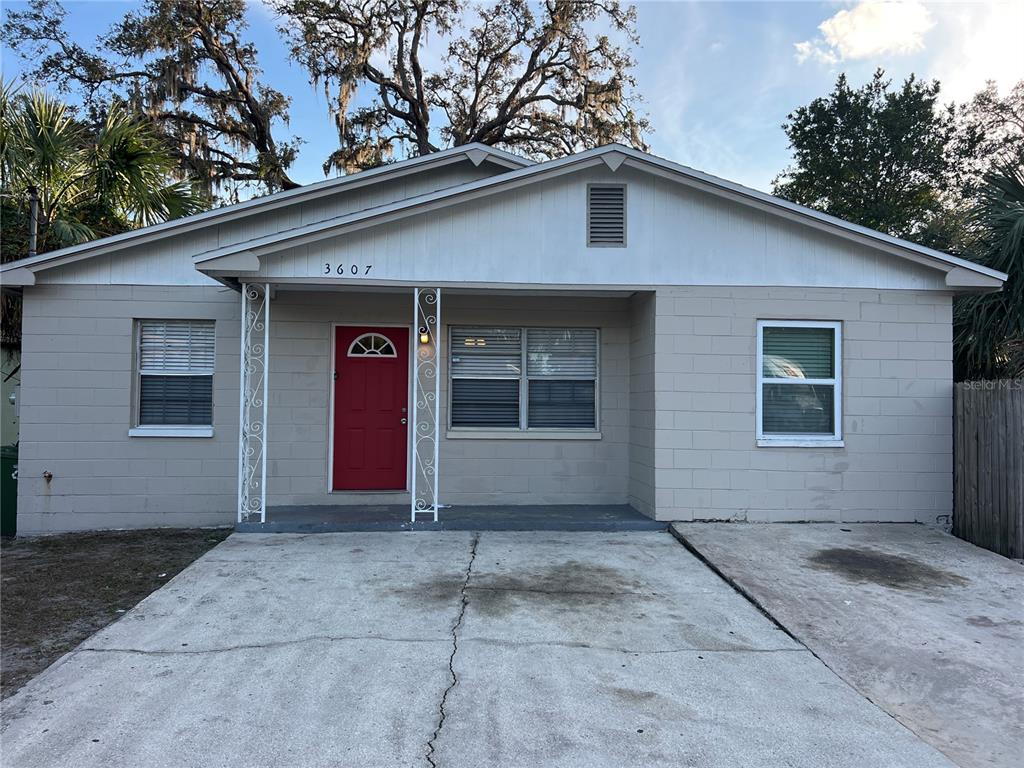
2,143,1006,291
193,144,1005,290
0,142,530,285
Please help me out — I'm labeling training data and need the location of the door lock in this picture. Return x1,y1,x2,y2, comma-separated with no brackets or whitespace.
400,418,408,425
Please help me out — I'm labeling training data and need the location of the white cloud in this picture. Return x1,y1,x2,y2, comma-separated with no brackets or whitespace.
794,40,837,66
927,2,1024,102
795,1,934,65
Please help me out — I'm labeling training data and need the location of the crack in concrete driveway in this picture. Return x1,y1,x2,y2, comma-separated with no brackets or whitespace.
425,532,479,768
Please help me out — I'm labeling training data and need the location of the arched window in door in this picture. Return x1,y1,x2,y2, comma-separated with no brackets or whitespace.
347,333,398,357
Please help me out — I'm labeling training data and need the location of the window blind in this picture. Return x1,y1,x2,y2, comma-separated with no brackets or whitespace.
139,376,213,426
449,326,599,431
528,380,596,429
762,383,835,434
527,329,598,378
137,319,215,426
761,326,834,379
450,379,520,428
140,320,216,373
450,327,522,378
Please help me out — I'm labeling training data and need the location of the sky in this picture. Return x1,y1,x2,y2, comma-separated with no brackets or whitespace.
1,0,1021,193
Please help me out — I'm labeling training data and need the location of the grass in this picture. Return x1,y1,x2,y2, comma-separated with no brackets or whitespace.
0,527,231,698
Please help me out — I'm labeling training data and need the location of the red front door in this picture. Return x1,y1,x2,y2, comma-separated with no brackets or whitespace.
332,326,409,490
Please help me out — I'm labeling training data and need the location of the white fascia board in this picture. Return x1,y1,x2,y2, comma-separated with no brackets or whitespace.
944,267,1005,290
0,267,36,286
0,143,531,276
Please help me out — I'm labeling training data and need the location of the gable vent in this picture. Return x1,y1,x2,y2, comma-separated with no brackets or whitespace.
587,185,626,246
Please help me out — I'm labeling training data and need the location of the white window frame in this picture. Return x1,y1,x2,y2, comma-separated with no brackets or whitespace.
447,326,601,437
756,320,842,448
130,319,215,438
347,332,398,357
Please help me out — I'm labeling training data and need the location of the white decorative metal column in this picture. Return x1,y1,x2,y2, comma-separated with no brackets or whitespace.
411,287,441,521
238,283,270,523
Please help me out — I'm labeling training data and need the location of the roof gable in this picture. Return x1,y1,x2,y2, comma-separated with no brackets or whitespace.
218,163,951,292
194,145,1005,291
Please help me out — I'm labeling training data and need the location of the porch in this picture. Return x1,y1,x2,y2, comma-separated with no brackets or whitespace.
230,282,653,526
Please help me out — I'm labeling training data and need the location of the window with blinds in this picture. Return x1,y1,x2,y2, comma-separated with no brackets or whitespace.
756,321,841,443
587,184,626,246
526,329,597,428
136,319,215,426
449,327,599,431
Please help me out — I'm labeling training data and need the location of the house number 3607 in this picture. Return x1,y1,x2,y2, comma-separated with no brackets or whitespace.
324,263,373,276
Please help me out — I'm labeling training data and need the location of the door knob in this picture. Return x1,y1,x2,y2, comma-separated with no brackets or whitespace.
400,418,407,424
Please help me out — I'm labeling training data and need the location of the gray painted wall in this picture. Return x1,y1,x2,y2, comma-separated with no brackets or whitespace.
16,283,955,532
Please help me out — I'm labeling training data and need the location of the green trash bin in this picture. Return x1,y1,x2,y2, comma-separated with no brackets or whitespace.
1,444,17,537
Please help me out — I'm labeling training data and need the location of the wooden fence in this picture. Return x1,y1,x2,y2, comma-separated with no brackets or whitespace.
954,380,1024,559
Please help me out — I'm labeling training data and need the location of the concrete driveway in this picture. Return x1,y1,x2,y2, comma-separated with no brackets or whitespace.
2,531,954,768
672,524,1024,768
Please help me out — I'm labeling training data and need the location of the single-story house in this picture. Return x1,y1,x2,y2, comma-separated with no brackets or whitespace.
0,143,1007,533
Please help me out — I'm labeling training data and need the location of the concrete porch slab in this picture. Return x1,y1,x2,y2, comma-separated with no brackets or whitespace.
236,503,665,533
671,522,1024,768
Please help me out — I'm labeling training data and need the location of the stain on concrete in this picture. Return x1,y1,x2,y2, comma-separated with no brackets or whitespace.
805,547,968,591
394,561,645,618
385,577,465,609
609,686,659,703
966,615,1023,629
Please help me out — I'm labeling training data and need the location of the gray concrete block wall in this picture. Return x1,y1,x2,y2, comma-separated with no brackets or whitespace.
628,292,656,515
650,286,954,523
17,284,240,532
15,282,957,532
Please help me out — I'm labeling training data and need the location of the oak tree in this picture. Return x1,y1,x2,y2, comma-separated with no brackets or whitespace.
772,70,955,244
3,0,299,196
273,0,650,173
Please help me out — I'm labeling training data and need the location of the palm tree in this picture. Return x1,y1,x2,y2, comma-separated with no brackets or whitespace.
1,83,206,349
953,161,1024,380
1,83,206,257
